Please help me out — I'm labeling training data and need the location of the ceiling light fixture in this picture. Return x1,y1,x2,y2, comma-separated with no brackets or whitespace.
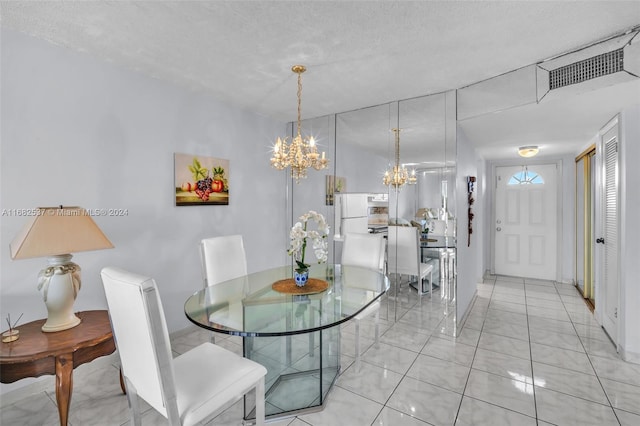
383,128,411,189
518,145,539,158
270,65,328,182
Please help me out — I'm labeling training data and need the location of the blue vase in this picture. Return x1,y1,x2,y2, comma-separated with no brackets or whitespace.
294,269,309,287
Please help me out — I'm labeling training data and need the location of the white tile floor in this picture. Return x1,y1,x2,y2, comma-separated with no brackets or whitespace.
2,276,640,425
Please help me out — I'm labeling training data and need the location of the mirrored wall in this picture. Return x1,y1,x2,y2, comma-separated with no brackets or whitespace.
289,90,457,326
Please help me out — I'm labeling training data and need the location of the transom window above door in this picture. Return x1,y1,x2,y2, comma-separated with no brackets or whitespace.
508,167,544,185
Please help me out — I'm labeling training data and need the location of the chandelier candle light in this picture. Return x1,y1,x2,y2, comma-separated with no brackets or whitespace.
383,128,411,189
288,211,329,287
271,65,329,182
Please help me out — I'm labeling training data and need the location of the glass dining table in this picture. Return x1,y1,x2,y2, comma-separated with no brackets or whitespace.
184,263,389,422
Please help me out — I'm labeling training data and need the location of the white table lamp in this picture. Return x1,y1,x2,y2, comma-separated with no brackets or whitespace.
10,206,114,332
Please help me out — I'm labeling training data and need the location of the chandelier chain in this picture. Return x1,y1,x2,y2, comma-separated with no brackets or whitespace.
297,71,302,139
394,129,400,167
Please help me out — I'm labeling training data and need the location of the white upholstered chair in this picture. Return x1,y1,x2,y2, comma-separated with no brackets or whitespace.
387,226,434,296
341,232,386,366
200,235,247,342
200,235,248,287
101,267,267,426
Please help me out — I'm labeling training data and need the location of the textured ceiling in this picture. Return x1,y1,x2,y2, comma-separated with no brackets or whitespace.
1,1,639,161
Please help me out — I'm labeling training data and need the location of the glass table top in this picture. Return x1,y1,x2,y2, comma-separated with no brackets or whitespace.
184,263,389,337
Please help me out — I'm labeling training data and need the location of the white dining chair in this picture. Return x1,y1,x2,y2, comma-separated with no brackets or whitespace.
200,234,247,342
341,232,386,367
200,234,248,287
387,226,434,296
101,267,267,426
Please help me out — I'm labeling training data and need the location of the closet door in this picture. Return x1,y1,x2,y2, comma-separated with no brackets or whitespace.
575,147,595,305
598,119,619,344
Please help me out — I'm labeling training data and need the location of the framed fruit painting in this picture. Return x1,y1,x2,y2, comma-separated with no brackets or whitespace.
174,153,229,206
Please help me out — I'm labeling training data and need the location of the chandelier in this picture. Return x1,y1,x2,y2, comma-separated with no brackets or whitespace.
383,128,412,189
270,65,328,182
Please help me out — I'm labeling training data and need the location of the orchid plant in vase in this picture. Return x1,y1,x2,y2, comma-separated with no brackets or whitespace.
288,210,330,286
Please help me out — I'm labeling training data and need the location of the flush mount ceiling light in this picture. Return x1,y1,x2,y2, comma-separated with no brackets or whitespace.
518,145,539,158
270,65,328,183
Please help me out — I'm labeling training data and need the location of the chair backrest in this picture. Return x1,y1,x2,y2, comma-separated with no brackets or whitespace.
101,267,176,418
387,226,420,276
342,232,385,272
200,235,248,287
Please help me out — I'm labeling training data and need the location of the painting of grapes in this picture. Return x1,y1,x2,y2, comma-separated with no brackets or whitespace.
175,153,229,206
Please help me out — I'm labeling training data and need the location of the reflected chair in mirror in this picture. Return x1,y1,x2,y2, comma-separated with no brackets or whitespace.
200,234,247,342
101,267,267,426
341,232,386,367
387,226,434,297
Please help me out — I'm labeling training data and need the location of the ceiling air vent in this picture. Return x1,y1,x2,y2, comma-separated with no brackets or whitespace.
549,48,624,90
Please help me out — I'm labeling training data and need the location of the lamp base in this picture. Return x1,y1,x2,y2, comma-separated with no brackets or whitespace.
41,313,81,332
39,254,82,333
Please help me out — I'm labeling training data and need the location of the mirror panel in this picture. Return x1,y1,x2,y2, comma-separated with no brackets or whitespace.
290,91,457,326
335,103,393,193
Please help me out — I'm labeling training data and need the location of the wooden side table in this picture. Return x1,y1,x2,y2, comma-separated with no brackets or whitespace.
0,310,117,426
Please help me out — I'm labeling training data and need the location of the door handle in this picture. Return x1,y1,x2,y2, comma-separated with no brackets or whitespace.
596,238,605,244
496,227,502,232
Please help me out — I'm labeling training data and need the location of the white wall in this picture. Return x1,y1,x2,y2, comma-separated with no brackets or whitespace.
619,104,640,363
455,127,482,320
0,29,289,393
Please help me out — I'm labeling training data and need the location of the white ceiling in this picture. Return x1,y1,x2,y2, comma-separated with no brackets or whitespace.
1,1,639,161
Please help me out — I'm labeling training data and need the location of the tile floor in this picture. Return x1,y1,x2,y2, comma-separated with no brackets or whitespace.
2,275,640,425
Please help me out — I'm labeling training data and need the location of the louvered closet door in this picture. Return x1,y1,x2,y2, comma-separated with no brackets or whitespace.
602,127,619,343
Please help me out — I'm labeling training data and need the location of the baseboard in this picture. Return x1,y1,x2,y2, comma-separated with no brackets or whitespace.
169,323,202,339
621,348,640,365
454,289,478,337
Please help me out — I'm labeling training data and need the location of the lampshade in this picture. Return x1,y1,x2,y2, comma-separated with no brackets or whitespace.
10,206,113,259
10,206,113,332
518,145,539,158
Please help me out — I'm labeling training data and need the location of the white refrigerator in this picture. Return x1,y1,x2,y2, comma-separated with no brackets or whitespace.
334,193,369,240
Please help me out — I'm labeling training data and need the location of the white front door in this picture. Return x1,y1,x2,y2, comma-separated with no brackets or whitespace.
494,164,558,280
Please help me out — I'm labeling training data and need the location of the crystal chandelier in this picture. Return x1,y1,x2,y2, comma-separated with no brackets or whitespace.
270,65,328,182
383,128,411,189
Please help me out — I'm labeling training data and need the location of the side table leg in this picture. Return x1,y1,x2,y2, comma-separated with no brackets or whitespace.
55,353,74,426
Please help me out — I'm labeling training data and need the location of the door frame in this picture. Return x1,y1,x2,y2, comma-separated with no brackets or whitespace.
489,159,564,281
